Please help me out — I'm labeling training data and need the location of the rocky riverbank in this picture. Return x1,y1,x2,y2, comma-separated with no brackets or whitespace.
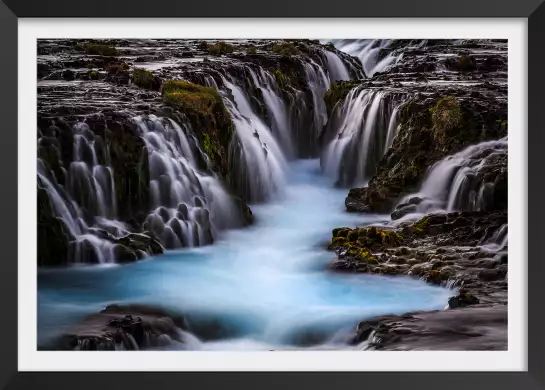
322,39,508,349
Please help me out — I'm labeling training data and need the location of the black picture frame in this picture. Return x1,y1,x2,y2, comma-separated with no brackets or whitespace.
2,0,539,388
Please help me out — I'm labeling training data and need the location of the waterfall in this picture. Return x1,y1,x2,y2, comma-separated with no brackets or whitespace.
198,56,338,200
219,75,289,202
37,121,137,264
323,50,351,81
134,115,241,248
246,67,294,158
67,122,117,219
320,88,404,186
329,39,404,77
393,138,508,220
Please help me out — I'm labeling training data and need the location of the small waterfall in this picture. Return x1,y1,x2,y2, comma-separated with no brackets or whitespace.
37,148,122,264
321,88,404,186
323,51,351,81
246,67,294,158
67,122,117,219
302,59,331,155
480,223,508,252
134,115,241,248
393,138,508,219
329,39,404,77
220,75,289,202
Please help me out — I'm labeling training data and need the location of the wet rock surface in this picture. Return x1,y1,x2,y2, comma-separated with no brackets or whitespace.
51,304,191,350
329,211,507,303
352,305,507,350
335,40,507,212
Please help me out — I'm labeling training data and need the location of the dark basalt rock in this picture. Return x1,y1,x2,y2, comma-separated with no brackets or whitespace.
352,305,507,350
328,211,508,309
391,203,417,220
52,304,191,351
344,92,507,213
448,292,480,309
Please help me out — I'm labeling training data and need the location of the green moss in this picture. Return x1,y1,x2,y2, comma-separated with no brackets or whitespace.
355,226,403,248
88,70,99,80
202,132,213,159
208,41,235,56
132,68,156,89
331,237,348,247
323,81,359,115
429,97,463,137
324,42,336,52
412,215,431,235
105,62,129,74
273,70,286,86
160,79,234,178
332,227,350,238
346,246,377,264
496,119,507,132
162,80,223,116
77,43,118,57
246,44,257,54
271,42,300,57
197,41,209,50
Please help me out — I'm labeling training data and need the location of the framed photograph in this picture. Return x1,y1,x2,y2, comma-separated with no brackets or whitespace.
0,0,540,388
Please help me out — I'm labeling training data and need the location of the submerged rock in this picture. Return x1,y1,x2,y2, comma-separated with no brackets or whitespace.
53,304,191,351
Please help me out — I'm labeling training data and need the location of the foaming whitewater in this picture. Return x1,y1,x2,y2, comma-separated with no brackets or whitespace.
321,88,405,186
393,138,508,222
329,39,404,77
134,115,241,248
38,160,453,350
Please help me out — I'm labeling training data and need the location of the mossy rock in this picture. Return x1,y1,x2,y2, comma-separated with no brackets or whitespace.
132,68,160,90
88,70,99,80
355,226,403,249
345,246,377,264
76,43,118,57
161,79,234,179
246,44,257,54
332,227,351,238
323,81,359,115
271,42,300,57
105,61,129,76
429,97,465,145
208,41,235,56
162,80,223,116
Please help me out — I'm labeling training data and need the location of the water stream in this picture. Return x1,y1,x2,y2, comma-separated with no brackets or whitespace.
38,160,453,350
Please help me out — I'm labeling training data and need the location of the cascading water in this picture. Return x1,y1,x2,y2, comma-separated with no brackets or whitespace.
323,50,351,81
393,138,508,221
320,88,405,186
38,123,131,264
329,39,405,77
135,115,241,248
303,59,331,152
219,74,290,202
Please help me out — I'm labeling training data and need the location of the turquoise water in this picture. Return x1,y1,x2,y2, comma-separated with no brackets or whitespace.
38,159,454,350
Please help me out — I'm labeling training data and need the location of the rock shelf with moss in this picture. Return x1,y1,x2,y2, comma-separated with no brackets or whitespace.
328,211,507,309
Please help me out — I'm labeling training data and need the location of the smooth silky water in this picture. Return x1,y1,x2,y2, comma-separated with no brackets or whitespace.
38,160,454,350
